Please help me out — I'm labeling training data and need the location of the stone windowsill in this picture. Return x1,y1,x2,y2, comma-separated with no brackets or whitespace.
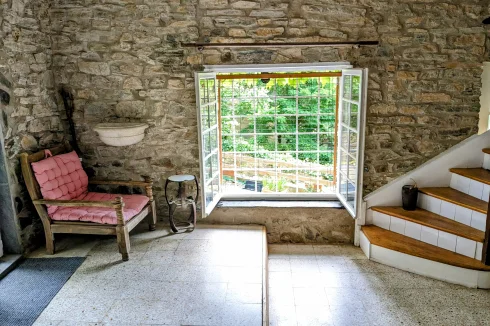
217,200,344,208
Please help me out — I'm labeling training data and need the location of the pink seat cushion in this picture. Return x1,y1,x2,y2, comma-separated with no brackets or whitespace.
31,151,88,215
49,192,150,225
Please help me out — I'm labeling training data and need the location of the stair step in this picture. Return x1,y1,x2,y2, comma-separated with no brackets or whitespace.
482,148,490,155
450,168,490,186
371,206,485,242
361,225,490,271
419,187,487,214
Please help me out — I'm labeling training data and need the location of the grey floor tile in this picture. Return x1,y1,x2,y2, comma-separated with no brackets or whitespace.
37,297,114,323
295,305,333,326
226,282,262,304
269,304,297,326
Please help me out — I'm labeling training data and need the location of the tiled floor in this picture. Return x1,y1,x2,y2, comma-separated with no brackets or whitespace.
33,224,265,326
268,244,490,326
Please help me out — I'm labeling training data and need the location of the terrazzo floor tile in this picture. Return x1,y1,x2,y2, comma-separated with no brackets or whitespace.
269,243,490,326
33,224,265,326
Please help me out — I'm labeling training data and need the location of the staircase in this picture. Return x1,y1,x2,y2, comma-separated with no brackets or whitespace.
361,148,490,289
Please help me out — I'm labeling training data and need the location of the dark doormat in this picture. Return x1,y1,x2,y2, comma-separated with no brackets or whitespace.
0,257,85,326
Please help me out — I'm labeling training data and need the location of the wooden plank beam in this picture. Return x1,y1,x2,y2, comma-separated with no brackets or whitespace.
217,72,342,80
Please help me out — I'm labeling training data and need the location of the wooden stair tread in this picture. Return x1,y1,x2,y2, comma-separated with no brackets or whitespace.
450,168,490,186
371,206,484,242
482,148,490,155
419,187,487,214
362,225,490,271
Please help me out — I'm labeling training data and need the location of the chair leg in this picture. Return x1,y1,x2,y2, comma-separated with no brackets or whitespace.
148,201,157,231
45,228,55,255
116,225,130,261
169,203,178,233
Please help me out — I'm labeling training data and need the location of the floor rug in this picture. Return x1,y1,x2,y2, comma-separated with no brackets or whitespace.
0,257,85,326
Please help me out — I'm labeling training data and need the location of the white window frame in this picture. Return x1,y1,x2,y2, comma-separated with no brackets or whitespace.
195,63,368,218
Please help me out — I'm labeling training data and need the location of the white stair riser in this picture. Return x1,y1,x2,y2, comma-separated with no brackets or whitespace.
372,210,483,259
483,152,490,170
417,193,486,232
450,173,490,202
360,231,490,289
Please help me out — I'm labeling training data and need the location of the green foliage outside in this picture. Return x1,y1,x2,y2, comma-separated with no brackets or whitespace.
220,76,338,166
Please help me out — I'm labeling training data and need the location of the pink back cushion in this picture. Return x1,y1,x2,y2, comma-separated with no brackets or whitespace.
31,151,88,214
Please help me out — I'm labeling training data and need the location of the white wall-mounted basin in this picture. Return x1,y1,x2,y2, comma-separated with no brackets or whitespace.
94,123,149,146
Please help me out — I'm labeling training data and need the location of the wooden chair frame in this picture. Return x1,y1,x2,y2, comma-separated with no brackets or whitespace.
20,142,157,261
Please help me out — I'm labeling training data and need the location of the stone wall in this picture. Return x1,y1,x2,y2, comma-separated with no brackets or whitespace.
0,0,64,253
49,0,488,200
207,206,355,243
1,0,488,250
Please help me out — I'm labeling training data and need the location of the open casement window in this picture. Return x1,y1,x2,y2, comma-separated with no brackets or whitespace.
196,72,222,218
336,69,368,218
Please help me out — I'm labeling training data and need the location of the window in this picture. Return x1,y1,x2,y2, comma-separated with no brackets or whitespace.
195,66,367,219
219,73,340,195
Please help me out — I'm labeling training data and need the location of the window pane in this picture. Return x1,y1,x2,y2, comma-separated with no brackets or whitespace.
256,116,276,133
343,75,352,100
298,77,319,96
347,181,356,208
320,97,336,114
350,103,358,129
276,78,297,96
340,126,349,150
277,134,296,151
235,99,254,115
352,76,360,102
349,130,358,155
208,79,216,101
276,98,297,115
298,134,317,152
221,99,233,116
348,155,356,182
298,116,318,133
209,103,217,126
319,115,335,133
257,98,274,115
276,116,296,133
298,97,318,114
341,100,350,126
236,135,255,152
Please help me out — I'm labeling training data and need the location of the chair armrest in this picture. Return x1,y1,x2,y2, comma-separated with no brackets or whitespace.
88,179,152,187
33,199,118,208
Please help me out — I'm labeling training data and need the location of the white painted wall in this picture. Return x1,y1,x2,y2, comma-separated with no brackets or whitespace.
479,62,490,135
363,129,490,224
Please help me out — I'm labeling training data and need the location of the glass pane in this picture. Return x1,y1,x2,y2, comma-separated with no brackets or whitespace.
236,153,255,169
340,126,349,150
276,116,296,133
320,97,336,114
220,80,233,98
236,135,255,152
319,115,335,133
203,132,211,157
201,106,209,130
256,116,276,133
222,152,234,169
298,97,318,114
205,157,212,180
222,135,233,152
276,98,296,115
352,76,360,102
319,134,334,152
211,152,219,176
348,155,356,182
276,78,297,96
341,101,350,125
349,130,358,155
200,80,208,104
350,103,358,129
298,77,319,96
298,116,318,133
209,103,217,127
298,134,317,152
257,135,275,151
277,134,296,151
339,150,348,174
347,181,356,208
257,98,274,115
221,99,233,117
319,77,336,96
235,116,253,134
343,75,352,100
208,79,216,101
235,99,254,115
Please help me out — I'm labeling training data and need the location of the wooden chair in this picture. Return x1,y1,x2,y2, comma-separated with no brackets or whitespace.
20,142,157,261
